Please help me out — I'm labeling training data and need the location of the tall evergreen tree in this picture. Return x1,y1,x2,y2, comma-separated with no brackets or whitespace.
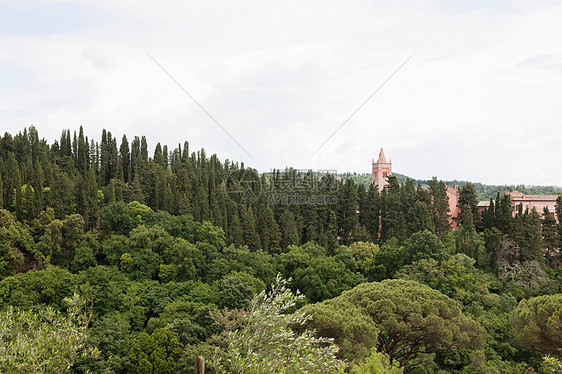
380,177,406,242
240,205,260,250
279,209,299,249
428,177,450,238
541,207,559,267
457,183,479,224
76,126,88,173
228,208,244,247
153,143,165,168
406,200,434,236
359,183,380,241
257,204,281,253
338,178,359,244
119,135,131,183
481,199,495,230
99,130,110,186
494,192,512,234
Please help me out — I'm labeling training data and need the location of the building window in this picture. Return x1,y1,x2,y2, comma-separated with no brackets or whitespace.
383,172,387,177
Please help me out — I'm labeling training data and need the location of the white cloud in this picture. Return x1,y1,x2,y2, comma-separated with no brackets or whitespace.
1,0,562,185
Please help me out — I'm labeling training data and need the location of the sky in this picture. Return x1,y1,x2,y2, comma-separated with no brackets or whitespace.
1,0,562,186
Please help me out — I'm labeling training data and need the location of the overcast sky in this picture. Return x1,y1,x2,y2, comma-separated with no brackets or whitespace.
1,0,562,185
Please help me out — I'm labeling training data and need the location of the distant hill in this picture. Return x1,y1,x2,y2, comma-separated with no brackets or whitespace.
341,172,562,201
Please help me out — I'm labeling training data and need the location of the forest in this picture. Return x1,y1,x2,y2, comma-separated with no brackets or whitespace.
0,126,561,373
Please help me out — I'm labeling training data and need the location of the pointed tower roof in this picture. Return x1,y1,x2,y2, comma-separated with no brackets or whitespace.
377,148,387,163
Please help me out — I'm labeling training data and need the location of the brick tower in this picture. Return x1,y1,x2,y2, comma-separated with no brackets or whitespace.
372,148,392,191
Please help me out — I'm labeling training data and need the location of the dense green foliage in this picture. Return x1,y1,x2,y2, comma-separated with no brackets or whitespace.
0,126,560,373
0,294,96,373
303,279,484,372
213,276,345,374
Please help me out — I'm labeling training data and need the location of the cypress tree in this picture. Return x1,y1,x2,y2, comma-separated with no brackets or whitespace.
428,177,450,238
339,178,359,244
120,135,131,183
72,130,78,162
457,182,479,224
130,136,141,181
0,166,3,209
77,126,88,173
241,205,261,250
257,204,281,253
110,136,121,181
162,145,169,169
228,208,244,247
100,130,109,186
380,178,406,242
541,207,559,267
279,209,299,249
555,195,562,223
3,153,21,211
153,143,165,167
494,193,512,234
140,136,149,163
482,199,495,230
519,208,543,263
406,200,434,235
360,183,380,241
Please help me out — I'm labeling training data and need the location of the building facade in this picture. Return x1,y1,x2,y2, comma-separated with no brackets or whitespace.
371,151,560,226
478,192,559,220
372,148,392,192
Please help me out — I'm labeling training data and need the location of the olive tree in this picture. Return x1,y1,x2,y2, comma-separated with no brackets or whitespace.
213,276,346,374
0,294,96,374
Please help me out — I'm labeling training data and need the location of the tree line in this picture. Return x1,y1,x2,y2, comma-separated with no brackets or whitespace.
0,126,561,373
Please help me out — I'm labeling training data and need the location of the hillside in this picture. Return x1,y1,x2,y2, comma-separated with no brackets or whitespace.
0,126,560,373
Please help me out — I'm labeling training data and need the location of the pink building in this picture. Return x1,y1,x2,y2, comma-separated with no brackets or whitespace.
508,191,558,217
446,185,460,229
479,192,559,220
371,150,461,227
372,148,392,192
368,152,561,227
